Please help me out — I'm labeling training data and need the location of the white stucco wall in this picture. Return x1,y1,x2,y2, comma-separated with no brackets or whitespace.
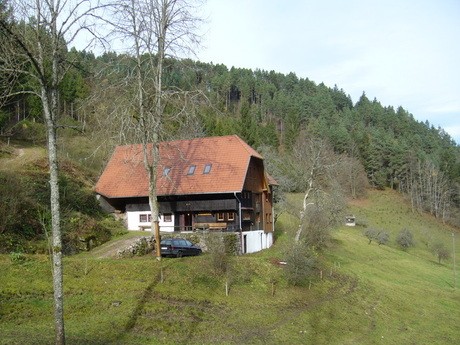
242,230,273,254
126,211,175,232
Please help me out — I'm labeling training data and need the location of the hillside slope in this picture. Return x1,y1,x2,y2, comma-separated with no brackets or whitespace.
0,141,125,254
0,189,459,344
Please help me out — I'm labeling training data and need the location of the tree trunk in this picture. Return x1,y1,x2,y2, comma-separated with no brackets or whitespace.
42,88,65,345
148,141,162,260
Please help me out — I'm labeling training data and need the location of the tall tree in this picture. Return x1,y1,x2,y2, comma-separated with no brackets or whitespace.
113,0,203,259
0,1,107,343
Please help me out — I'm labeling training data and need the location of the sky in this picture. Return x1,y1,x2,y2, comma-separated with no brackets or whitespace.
197,0,460,144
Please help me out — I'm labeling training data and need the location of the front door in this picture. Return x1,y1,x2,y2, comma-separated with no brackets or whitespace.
184,213,193,231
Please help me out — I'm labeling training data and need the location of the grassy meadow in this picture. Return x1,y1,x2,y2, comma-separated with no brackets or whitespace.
0,189,459,344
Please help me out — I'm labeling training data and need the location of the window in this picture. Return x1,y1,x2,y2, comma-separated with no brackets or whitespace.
243,191,252,200
139,214,148,223
227,212,234,221
163,167,171,176
243,211,251,221
187,165,196,175
163,213,172,222
217,212,225,221
203,164,212,174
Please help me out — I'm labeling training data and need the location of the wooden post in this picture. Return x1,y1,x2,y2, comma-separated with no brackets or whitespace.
453,233,456,290
154,221,161,261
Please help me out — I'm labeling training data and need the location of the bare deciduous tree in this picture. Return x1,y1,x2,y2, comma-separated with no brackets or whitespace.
402,157,454,222
0,1,108,343
111,0,204,259
259,134,347,246
289,134,344,243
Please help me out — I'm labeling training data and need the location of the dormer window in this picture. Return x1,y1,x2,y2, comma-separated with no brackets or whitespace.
187,165,196,175
163,167,171,176
203,164,212,174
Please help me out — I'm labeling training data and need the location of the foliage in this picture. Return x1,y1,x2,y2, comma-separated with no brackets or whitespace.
2,50,459,226
0,171,43,241
0,151,118,254
9,251,27,264
430,242,450,264
1,189,459,344
284,241,317,286
301,207,335,250
396,228,415,251
10,120,47,144
364,228,379,244
205,234,232,275
376,231,390,246
62,212,112,255
222,233,239,255
364,228,390,245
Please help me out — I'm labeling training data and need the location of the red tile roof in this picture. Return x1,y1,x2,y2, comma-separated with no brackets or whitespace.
95,135,266,198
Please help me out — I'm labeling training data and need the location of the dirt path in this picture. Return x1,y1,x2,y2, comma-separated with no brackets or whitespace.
0,146,46,171
90,235,149,259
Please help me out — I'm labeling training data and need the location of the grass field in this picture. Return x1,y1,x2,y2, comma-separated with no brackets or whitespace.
0,189,459,344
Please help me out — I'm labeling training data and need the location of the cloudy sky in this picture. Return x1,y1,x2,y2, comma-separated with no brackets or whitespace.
197,0,460,144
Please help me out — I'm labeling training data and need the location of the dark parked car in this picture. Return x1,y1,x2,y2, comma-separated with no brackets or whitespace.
160,238,202,257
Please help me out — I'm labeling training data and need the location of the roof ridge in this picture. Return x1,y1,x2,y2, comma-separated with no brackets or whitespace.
114,134,258,150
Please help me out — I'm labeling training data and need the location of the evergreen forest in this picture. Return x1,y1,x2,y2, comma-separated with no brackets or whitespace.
1,14,459,250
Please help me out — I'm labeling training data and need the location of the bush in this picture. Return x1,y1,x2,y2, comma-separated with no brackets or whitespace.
0,233,27,254
355,217,368,228
11,120,46,143
301,208,332,250
396,229,415,251
284,241,317,286
63,212,112,254
364,228,378,244
431,242,450,264
376,231,390,246
364,228,389,245
10,252,28,264
206,234,231,275
222,234,239,255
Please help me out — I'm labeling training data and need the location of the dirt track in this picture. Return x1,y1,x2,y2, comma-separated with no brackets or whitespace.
90,235,149,258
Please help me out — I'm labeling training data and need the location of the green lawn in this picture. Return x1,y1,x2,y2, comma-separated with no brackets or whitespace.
0,189,459,344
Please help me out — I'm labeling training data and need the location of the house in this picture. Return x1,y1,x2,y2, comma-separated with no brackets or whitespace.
345,215,356,226
95,135,277,251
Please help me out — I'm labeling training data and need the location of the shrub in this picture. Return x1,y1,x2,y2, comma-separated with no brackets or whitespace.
376,231,390,246
396,229,415,251
223,234,239,255
302,208,332,250
11,120,46,143
206,234,231,275
0,233,27,254
364,229,389,246
364,228,378,244
10,252,28,264
63,213,112,254
431,242,450,264
284,241,317,286
355,217,368,228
